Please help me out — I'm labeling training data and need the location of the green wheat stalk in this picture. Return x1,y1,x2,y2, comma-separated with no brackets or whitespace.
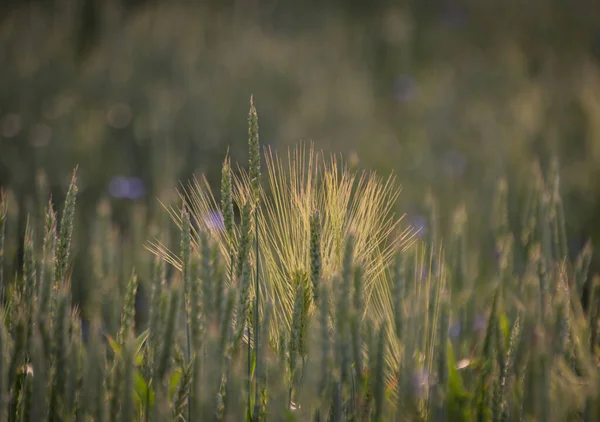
22,219,36,355
372,322,387,422
50,291,69,422
117,271,138,346
55,168,78,286
249,96,262,419
39,199,57,323
310,211,322,304
173,360,193,421
157,285,181,383
149,255,166,378
179,202,193,422
30,325,49,421
119,333,135,422
84,319,106,422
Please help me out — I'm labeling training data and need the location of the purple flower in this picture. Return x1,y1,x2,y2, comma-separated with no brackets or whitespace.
449,321,462,339
408,214,427,239
412,369,430,397
392,75,418,104
473,313,488,332
441,2,468,28
441,151,466,178
109,176,146,200
1,113,21,138
203,211,225,231
493,246,502,264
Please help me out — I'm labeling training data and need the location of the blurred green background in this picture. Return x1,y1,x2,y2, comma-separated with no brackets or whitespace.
2,0,600,305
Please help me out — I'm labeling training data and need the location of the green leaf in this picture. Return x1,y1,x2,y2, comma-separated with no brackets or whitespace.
249,349,256,379
106,330,149,366
169,370,182,400
283,408,297,421
133,390,142,412
134,329,150,356
498,313,510,350
134,370,155,408
446,340,472,422
106,335,121,357
134,329,150,366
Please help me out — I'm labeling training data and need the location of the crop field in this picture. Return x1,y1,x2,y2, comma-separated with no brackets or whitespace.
0,98,598,422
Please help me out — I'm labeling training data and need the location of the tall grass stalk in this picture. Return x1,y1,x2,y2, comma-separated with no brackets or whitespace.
248,96,262,422
179,204,192,421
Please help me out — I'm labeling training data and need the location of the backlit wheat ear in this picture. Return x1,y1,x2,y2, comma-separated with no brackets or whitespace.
149,142,416,345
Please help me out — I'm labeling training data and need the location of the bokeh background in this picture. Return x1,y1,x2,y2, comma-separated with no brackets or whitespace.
2,0,600,312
